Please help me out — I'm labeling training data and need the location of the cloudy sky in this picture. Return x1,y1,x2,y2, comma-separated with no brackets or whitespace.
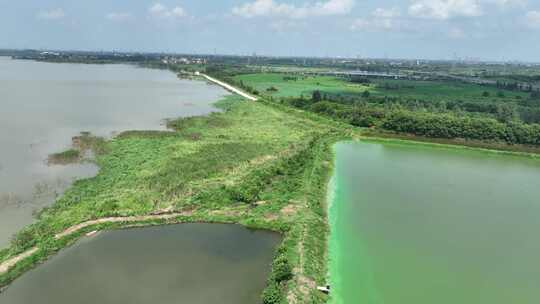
1,0,540,61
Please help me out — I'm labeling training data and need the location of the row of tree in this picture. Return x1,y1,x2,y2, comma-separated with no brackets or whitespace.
312,89,540,124
495,80,539,92
286,93,540,146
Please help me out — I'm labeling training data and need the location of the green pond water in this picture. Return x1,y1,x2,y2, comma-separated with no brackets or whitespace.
329,141,540,304
0,224,281,304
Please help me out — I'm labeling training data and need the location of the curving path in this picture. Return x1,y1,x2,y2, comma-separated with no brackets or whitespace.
0,211,192,276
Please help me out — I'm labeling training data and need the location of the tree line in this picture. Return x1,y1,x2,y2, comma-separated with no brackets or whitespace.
206,69,540,146
288,92,540,146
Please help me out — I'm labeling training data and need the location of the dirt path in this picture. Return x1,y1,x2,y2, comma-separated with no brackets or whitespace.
201,74,258,101
0,247,38,274
54,212,191,239
0,211,192,276
287,223,317,304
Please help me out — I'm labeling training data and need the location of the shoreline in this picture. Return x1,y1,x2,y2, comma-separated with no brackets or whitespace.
326,171,339,304
0,209,261,277
0,87,337,303
357,135,540,159
0,212,287,295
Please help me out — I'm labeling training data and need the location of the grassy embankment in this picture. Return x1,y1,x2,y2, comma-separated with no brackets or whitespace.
0,95,348,304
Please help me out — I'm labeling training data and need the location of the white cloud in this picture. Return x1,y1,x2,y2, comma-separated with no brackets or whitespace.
149,3,187,19
482,0,526,7
321,0,355,14
350,7,401,32
171,7,187,17
232,0,355,19
409,0,482,20
106,12,133,22
526,11,540,29
37,8,65,20
372,7,401,18
351,18,395,31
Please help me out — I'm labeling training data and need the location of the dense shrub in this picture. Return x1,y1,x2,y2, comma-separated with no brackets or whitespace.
284,97,540,146
261,245,294,304
262,282,282,304
272,255,293,282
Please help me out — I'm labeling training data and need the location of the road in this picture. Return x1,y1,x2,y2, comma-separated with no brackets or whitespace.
201,73,258,101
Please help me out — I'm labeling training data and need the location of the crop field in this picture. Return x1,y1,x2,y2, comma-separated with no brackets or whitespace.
234,73,527,102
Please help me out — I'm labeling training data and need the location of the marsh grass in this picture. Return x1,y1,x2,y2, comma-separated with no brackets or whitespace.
73,132,108,156
48,132,109,165
1,95,342,304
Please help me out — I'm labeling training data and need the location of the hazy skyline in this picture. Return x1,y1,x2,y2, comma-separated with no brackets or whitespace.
1,0,540,61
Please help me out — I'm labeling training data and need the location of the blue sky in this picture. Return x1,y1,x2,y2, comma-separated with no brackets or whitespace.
1,0,540,61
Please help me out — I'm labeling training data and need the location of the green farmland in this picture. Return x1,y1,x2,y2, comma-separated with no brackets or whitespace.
233,73,527,102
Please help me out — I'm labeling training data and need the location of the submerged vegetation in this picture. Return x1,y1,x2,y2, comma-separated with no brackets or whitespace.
47,149,80,165
47,132,109,165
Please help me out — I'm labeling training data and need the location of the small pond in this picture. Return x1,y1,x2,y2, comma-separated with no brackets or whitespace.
0,224,281,304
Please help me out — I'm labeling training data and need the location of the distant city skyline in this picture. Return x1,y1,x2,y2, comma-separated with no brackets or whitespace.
1,0,540,62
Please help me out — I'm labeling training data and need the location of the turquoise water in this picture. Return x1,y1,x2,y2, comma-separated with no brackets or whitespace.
329,141,540,304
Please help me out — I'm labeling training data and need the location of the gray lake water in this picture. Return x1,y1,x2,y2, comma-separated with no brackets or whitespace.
0,224,281,304
0,57,227,248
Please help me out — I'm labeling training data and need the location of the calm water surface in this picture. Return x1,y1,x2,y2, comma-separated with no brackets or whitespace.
0,57,227,248
0,224,281,304
329,141,540,304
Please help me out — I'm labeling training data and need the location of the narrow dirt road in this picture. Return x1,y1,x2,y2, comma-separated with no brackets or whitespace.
201,74,258,101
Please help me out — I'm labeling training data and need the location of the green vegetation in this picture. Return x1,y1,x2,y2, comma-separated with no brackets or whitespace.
234,73,351,98
1,95,345,303
282,97,540,146
47,132,109,165
47,149,80,164
262,246,293,304
226,71,540,148
233,73,528,102
73,132,108,156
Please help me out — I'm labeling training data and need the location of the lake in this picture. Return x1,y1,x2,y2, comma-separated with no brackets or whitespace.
329,141,540,304
0,224,281,304
0,57,227,248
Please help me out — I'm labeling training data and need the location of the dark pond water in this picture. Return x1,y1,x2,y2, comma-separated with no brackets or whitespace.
0,224,281,304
